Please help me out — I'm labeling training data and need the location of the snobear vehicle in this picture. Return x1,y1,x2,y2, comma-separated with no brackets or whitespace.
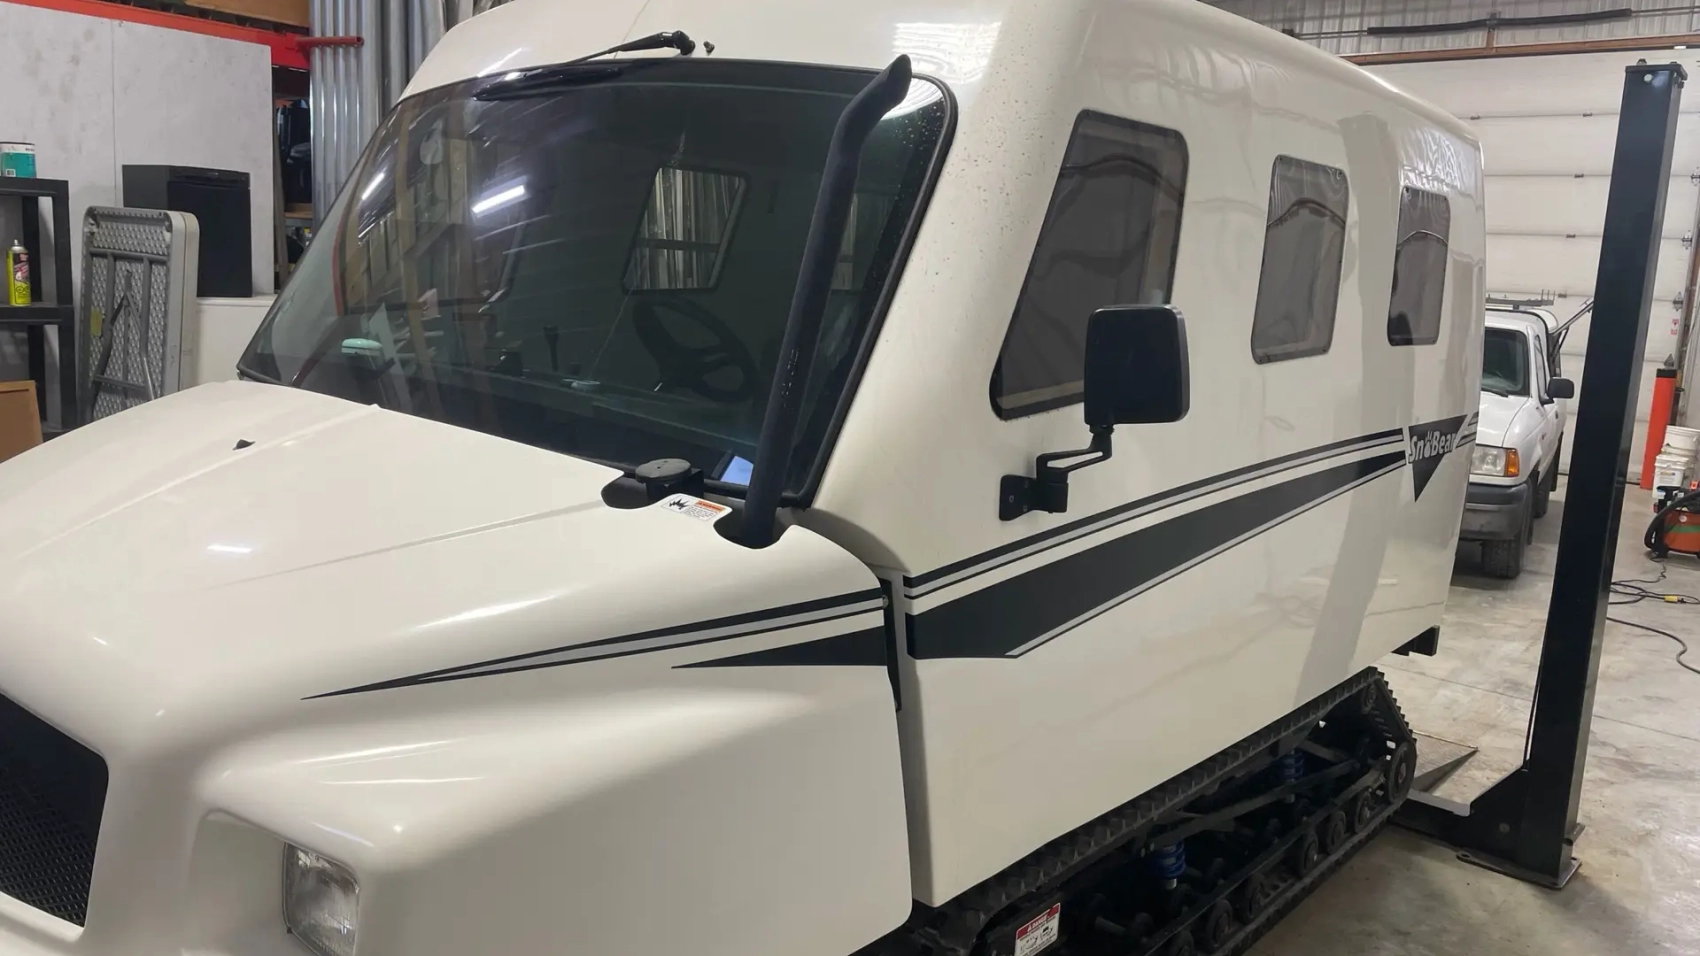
0,2,1483,956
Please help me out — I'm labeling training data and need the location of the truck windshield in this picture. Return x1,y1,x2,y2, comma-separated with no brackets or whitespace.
241,60,949,489
1481,327,1529,397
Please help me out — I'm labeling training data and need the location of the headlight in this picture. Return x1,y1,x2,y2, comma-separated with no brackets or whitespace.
1471,445,1521,478
284,846,359,956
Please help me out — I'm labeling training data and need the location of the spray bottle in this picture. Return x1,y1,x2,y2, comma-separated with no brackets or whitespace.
7,240,28,306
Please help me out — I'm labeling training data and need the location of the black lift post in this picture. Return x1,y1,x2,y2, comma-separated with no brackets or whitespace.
1397,61,1687,888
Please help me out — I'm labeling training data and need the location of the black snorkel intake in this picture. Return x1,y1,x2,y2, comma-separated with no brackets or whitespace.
731,55,915,548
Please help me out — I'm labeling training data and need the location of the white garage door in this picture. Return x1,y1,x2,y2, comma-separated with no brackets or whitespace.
1370,51,1700,479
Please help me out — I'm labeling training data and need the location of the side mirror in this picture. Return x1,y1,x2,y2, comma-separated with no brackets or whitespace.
1000,305,1191,521
1547,377,1575,401
1083,306,1191,427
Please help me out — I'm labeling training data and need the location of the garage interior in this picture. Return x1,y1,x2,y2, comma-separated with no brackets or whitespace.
1,0,1700,955
1205,3,1700,952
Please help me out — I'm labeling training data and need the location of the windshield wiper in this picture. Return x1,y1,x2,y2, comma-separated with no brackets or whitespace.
235,362,284,386
475,31,698,100
475,64,627,100
568,30,698,64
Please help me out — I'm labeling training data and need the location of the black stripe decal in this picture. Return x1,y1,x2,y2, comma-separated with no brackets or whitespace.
679,627,887,668
308,588,884,698
907,452,1406,660
903,428,1404,595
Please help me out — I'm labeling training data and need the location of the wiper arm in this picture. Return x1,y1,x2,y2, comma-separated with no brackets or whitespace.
568,30,697,64
475,31,699,100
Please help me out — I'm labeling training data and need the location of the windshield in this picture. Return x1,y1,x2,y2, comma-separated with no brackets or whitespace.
1482,327,1529,397
242,60,950,490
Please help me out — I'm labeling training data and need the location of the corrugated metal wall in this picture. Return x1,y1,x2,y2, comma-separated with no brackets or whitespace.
1212,0,1700,56
309,0,464,220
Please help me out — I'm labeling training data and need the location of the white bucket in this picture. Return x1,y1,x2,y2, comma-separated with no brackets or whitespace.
1664,425,1700,458
1655,453,1693,491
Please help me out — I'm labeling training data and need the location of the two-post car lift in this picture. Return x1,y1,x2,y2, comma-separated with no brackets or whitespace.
1396,60,1689,888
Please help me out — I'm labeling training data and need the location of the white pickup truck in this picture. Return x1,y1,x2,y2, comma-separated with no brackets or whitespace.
1460,306,1574,578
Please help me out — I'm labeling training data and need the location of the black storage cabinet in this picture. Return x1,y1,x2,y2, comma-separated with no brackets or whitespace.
122,165,252,298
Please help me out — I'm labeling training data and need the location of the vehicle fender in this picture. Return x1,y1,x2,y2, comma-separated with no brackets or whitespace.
191,676,911,956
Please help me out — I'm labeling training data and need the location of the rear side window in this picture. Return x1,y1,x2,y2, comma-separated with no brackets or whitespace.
991,112,1188,418
1250,156,1349,364
1387,186,1452,346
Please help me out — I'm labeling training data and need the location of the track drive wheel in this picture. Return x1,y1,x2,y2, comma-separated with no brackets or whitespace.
1234,870,1275,922
1164,929,1197,956
1320,810,1349,854
1199,899,1235,952
1289,827,1321,876
1349,790,1376,833
1387,742,1416,805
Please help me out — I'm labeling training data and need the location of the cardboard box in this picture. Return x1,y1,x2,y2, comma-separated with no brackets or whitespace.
0,380,42,462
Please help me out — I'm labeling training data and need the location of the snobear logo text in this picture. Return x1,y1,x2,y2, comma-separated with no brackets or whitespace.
1408,429,1461,463
1405,414,1474,499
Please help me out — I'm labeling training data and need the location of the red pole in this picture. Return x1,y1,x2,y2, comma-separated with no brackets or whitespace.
1642,367,1678,489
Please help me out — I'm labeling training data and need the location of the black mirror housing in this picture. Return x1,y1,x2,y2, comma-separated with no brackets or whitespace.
999,305,1191,521
1083,305,1190,428
1547,377,1575,401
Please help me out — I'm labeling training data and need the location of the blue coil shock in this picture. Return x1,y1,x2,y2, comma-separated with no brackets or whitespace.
1278,750,1305,804
1150,842,1185,888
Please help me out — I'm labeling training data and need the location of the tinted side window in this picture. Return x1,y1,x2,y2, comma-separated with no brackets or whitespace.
1249,156,1349,364
991,112,1187,418
1387,186,1451,346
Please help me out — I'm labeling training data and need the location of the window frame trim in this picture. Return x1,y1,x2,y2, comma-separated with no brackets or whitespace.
988,108,1191,421
1248,153,1350,366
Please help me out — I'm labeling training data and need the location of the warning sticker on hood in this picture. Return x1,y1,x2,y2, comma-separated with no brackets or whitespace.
660,494,730,522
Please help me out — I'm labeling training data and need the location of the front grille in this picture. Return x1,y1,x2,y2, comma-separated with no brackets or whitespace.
0,692,107,925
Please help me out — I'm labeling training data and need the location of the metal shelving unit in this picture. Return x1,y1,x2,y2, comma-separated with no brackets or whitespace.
0,177,77,435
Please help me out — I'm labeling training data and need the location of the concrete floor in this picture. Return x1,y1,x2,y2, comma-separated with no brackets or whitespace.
1254,483,1700,956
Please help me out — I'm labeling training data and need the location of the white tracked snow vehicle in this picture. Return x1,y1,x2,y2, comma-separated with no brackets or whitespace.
0,2,1483,956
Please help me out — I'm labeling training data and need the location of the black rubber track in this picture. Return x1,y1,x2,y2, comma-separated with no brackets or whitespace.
898,667,1410,956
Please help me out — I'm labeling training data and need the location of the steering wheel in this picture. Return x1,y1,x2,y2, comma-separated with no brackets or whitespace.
631,297,761,403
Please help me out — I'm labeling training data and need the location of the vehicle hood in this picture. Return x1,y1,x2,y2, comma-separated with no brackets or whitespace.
1474,390,1531,448
0,382,617,589
0,383,876,756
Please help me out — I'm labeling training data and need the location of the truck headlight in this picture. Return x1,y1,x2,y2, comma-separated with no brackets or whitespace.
1471,445,1520,478
284,846,359,956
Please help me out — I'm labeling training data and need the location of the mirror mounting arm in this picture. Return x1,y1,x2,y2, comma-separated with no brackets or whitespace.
1000,424,1114,521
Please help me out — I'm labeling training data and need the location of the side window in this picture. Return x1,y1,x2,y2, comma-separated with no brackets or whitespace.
1249,156,1349,364
623,167,746,291
1387,186,1452,346
990,112,1188,419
